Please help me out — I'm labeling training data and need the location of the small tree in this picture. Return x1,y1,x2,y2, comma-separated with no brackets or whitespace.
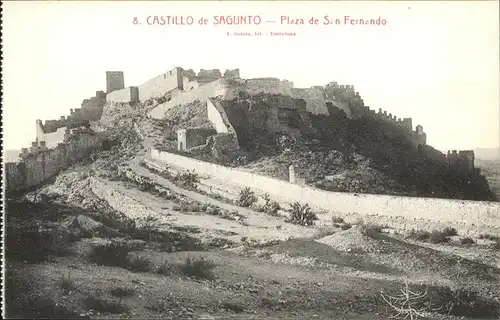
380,280,430,319
262,193,280,216
236,188,257,207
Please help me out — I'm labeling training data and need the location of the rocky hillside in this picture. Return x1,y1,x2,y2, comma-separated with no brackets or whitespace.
80,85,497,202
149,91,496,202
477,159,500,200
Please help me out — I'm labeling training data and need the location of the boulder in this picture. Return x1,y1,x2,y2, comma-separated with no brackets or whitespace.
67,215,102,232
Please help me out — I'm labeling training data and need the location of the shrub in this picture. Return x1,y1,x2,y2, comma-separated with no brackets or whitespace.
460,237,474,245
331,216,344,223
146,299,170,313
236,188,257,207
181,256,216,280
83,296,128,314
382,282,500,319
426,286,500,318
109,287,134,301
287,202,317,226
479,234,499,240
408,230,430,241
154,260,171,275
221,301,245,313
175,171,199,189
58,272,75,294
341,223,352,230
127,254,151,273
362,224,383,238
87,241,132,268
493,239,500,250
442,227,458,237
173,200,205,212
262,194,280,216
429,230,450,244
6,227,73,263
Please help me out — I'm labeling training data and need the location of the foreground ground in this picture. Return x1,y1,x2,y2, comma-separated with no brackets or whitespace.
5,153,500,319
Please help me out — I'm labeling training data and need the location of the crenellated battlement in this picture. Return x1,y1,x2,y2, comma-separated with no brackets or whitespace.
7,129,101,193
184,68,240,84
106,71,125,93
37,89,105,137
447,150,475,172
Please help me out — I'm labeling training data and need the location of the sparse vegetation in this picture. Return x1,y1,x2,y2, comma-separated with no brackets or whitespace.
181,256,216,280
407,230,431,241
479,233,499,240
262,193,281,216
442,227,458,237
362,224,384,237
5,98,500,320
146,298,171,313
429,230,451,244
380,280,429,320
331,216,344,224
109,287,135,300
287,202,318,226
58,272,75,294
83,295,129,314
460,237,474,245
493,239,500,250
382,281,500,319
341,223,352,230
427,286,500,318
154,260,171,275
221,301,245,313
408,229,452,244
236,187,257,207
6,226,73,263
87,241,132,268
127,254,151,273
174,170,200,189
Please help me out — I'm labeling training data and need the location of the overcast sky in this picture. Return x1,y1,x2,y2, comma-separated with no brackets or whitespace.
3,1,499,151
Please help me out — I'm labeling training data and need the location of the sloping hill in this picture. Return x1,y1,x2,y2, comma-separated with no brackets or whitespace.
475,148,500,161
476,159,500,200
171,93,497,202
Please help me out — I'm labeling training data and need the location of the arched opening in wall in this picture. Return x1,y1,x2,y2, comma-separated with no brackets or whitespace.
417,144,423,152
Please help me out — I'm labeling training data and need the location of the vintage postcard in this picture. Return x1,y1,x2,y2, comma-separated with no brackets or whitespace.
2,0,500,319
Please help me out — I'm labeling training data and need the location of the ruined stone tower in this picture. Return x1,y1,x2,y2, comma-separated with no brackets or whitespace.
105,71,125,93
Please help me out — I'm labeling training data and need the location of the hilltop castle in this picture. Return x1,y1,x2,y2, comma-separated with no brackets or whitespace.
100,66,472,171
6,67,476,193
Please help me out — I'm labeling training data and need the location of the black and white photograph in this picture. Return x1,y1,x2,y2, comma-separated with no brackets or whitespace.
2,1,500,319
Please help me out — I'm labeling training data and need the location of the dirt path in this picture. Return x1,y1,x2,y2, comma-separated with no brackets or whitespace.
125,159,316,239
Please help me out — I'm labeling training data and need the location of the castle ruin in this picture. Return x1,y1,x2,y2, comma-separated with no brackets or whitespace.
6,66,477,194
101,66,475,173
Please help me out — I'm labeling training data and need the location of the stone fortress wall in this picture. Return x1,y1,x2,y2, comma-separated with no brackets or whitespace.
134,67,474,172
6,80,109,192
6,129,101,193
36,90,106,148
150,148,500,237
7,66,477,195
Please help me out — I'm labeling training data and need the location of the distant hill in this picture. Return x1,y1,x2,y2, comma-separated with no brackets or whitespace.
476,159,500,200
4,149,21,163
474,148,500,160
